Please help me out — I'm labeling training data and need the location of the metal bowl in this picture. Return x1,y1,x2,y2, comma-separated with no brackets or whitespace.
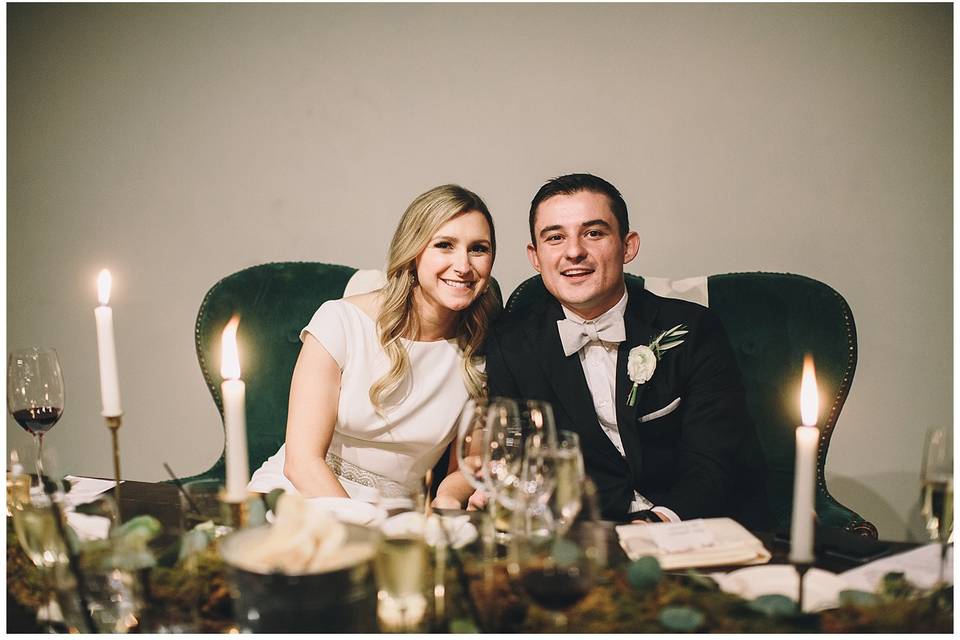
219,523,379,632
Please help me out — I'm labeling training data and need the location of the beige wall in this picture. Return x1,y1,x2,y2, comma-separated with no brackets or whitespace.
7,3,951,541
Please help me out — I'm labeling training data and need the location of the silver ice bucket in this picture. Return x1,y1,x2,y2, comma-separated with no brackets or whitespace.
219,523,379,633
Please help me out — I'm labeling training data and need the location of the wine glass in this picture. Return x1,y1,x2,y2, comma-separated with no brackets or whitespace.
483,398,525,541
508,480,597,631
920,427,953,584
52,494,142,633
454,398,488,497
8,348,65,479
518,399,558,452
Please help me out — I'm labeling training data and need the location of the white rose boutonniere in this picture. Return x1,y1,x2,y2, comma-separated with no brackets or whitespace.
626,324,688,407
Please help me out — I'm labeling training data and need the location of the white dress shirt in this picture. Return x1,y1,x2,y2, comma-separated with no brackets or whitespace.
561,292,680,523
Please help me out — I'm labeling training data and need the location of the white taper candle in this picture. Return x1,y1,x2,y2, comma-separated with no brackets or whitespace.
221,317,249,501
790,355,819,564
95,269,122,417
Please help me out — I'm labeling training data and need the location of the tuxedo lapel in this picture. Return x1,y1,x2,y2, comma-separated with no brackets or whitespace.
525,301,623,461
615,285,661,484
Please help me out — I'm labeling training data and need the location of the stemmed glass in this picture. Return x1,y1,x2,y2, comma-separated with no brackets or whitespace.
484,398,525,538
920,427,953,584
8,348,65,478
11,486,70,628
508,463,597,632
373,480,429,632
454,399,488,499
548,431,586,534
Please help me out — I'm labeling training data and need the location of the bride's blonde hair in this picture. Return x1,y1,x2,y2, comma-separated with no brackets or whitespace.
370,184,497,412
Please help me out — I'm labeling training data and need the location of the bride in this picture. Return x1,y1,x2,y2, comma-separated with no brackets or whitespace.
248,184,496,507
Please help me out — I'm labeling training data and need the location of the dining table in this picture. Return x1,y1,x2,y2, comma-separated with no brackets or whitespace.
6,478,953,633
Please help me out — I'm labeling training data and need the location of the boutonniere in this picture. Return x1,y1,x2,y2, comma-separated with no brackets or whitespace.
627,324,688,406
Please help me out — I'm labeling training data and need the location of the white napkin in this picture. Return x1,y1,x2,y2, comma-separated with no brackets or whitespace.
840,542,954,592
63,475,120,508
382,512,479,549
65,511,112,541
710,565,849,613
616,517,771,569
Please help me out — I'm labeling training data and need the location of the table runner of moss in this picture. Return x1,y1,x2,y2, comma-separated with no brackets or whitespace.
7,520,952,633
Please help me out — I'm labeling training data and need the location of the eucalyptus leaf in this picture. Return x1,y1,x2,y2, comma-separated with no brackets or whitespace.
626,556,662,590
879,572,916,599
748,594,798,617
179,527,214,561
450,618,479,633
685,569,719,590
839,590,880,607
265,488,285,513
660,606,704,632
114,514,162,541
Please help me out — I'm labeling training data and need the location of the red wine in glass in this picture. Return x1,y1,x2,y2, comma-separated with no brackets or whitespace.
12,406,63,435
521,565,592,611
7,348,65,478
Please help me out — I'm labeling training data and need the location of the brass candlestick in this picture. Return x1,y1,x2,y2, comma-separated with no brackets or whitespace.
104,415,123,517
219,490,257,529
795,562,811,614
220,492,250,529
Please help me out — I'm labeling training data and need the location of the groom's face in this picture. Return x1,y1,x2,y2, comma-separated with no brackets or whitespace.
527,190,640,320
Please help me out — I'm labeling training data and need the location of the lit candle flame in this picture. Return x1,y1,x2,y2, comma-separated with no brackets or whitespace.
97,269,112,305
221,316,241,380
800,354,818,427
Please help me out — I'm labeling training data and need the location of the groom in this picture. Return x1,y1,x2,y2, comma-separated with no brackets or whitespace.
486,173,768,525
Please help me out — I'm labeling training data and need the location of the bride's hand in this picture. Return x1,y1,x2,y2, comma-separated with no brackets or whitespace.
466,489,487,511
431,494,462,510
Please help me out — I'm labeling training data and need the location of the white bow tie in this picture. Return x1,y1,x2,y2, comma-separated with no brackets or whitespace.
557,316,626,356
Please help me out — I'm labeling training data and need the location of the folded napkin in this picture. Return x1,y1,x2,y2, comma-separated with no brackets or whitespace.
382,512,479,549
840,542,954,592
63,476,120,508
616,517,771,570
710,565,848,613
65,511,112,541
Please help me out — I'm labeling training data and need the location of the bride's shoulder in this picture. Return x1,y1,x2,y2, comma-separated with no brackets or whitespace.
340,290,382,323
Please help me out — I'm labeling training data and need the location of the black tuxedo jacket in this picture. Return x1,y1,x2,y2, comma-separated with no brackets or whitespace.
486,278,770,526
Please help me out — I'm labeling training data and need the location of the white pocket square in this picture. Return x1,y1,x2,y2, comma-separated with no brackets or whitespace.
640,397,681,423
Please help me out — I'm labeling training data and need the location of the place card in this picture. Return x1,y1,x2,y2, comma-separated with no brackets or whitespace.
648,518,716,553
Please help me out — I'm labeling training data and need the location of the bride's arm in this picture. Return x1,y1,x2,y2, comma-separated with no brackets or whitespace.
433,447,474,509
282,335,350,498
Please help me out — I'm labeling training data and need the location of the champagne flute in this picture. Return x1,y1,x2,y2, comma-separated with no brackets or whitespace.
8,348,65,479
920,427,953,584
549,431,586,534
11,486,70,627
374,480,429,632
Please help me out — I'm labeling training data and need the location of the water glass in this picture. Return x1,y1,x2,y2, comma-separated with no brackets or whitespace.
179,479,231,535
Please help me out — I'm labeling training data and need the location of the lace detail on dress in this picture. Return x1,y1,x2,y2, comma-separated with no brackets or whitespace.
325,452,407,497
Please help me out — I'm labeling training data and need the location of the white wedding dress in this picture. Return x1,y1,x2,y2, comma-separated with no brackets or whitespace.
247,298,470,502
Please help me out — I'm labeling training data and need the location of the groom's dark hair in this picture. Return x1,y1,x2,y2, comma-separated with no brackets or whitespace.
528,173,630,245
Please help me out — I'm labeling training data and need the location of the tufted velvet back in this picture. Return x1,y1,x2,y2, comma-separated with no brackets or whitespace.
187,262,358,483
505,272,875,536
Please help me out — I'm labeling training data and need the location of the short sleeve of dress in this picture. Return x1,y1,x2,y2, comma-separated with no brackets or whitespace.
299,300,350,370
